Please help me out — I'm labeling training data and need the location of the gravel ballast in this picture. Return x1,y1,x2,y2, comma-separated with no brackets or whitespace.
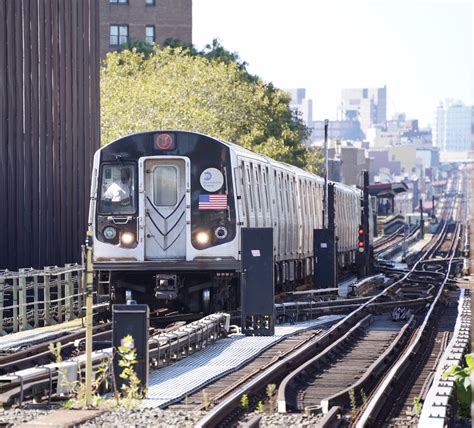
81,408,206,427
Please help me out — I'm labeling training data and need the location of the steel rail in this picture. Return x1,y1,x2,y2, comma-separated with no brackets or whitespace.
194,197,457,427
0,313,230,406
354,216,461,427
418,288,471,427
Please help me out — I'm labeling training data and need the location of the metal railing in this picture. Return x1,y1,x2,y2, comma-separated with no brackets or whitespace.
0,264,85,334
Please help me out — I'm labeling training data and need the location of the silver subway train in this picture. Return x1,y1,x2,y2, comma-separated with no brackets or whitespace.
89,131,372,312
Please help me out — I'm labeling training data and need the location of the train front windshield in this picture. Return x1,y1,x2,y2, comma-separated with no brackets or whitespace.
99,164,136,214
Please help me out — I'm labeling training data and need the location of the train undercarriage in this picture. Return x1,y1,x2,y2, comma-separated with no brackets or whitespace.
95,251,358,314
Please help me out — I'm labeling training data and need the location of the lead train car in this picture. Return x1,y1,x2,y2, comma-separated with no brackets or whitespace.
89,131,364,312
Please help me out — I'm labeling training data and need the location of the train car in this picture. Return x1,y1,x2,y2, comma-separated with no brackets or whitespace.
89,131,364,312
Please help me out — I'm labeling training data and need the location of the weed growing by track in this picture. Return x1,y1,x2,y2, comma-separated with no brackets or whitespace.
442,353,473,417
49,334,145,410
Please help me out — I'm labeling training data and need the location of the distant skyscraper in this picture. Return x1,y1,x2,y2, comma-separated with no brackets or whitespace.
286,88,313,126
433,100,472,152
286,88,306,105
339,86,387,134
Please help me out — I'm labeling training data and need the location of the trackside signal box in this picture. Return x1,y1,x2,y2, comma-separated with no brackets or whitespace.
112,304,149,392
241,227,275,336
314,229,337,288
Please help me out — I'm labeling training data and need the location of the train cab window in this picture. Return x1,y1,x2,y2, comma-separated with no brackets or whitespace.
99,164,136,214
152,166,178,206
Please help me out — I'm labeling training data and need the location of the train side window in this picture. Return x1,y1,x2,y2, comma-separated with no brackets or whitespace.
254,166,262,211
153,165,178,206
284,175,290,213
246,165,254,211
302,180,306,216
278,173,284,216
288,178,292,206
301,181,311,221
292,177,297,215
313,183,318,218
263,167,270,208
308,182,313,219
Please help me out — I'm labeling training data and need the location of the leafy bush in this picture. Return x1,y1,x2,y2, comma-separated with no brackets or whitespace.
442,353,473,417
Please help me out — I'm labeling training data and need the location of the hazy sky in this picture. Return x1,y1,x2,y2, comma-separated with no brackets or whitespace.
193,0,473,127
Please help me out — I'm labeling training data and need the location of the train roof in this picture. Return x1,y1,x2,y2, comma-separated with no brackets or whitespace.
101,130,360,195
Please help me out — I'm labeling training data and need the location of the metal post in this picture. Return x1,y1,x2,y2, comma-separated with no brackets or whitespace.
323,119,329,229
65,264,74,321
0,277,4,335
44,268,52,326
18,269,30,331
79,246,86,313
57,271,63,323
419,198,425,239
85,229,94,407
362,170,371,274
12,276,18,332
33,273,39,328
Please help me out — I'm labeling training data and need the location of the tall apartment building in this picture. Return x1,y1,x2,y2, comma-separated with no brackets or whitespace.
339,86,387,135
433,100,472,152
100,0,192,59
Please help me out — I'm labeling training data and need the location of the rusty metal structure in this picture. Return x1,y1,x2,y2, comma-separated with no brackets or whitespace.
0,0,100,270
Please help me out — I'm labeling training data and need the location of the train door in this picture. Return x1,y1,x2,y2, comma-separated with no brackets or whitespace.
276,171,286,258
143,158,188,259
272,170,280,258
283,174,290,257
288,177,295,255
301,180,308,255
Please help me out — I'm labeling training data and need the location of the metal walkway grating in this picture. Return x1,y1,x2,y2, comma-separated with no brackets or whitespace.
142,315,343,408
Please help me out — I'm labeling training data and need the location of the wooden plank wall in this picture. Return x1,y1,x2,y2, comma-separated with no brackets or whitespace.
0,0,100,270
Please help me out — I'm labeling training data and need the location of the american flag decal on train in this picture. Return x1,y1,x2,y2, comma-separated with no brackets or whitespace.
198,194,227,210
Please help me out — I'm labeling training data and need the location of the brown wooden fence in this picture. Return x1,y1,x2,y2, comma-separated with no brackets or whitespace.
0,0,100,270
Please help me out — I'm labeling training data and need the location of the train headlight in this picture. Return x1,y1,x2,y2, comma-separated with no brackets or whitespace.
196,231,210,245
103,226,117,240
215,226,228,239
120,231,135,245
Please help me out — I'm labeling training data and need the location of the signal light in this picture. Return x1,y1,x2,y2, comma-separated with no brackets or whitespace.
358,225,365,253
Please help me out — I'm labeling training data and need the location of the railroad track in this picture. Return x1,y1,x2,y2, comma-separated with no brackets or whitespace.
385,300,458,427
353,196,464,427
193,192,464,427
168,328,324,413
374,225,419,259
278,314,409,414
0,313,230,407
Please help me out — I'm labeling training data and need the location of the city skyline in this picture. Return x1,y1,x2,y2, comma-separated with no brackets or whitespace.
193,0,473,127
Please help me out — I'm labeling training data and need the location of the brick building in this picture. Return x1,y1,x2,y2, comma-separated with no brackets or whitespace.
100,0,192,59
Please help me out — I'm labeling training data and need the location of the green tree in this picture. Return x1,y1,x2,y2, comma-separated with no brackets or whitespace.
101,44,318,171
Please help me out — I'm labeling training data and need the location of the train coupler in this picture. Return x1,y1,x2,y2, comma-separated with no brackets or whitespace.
154,274,178,299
